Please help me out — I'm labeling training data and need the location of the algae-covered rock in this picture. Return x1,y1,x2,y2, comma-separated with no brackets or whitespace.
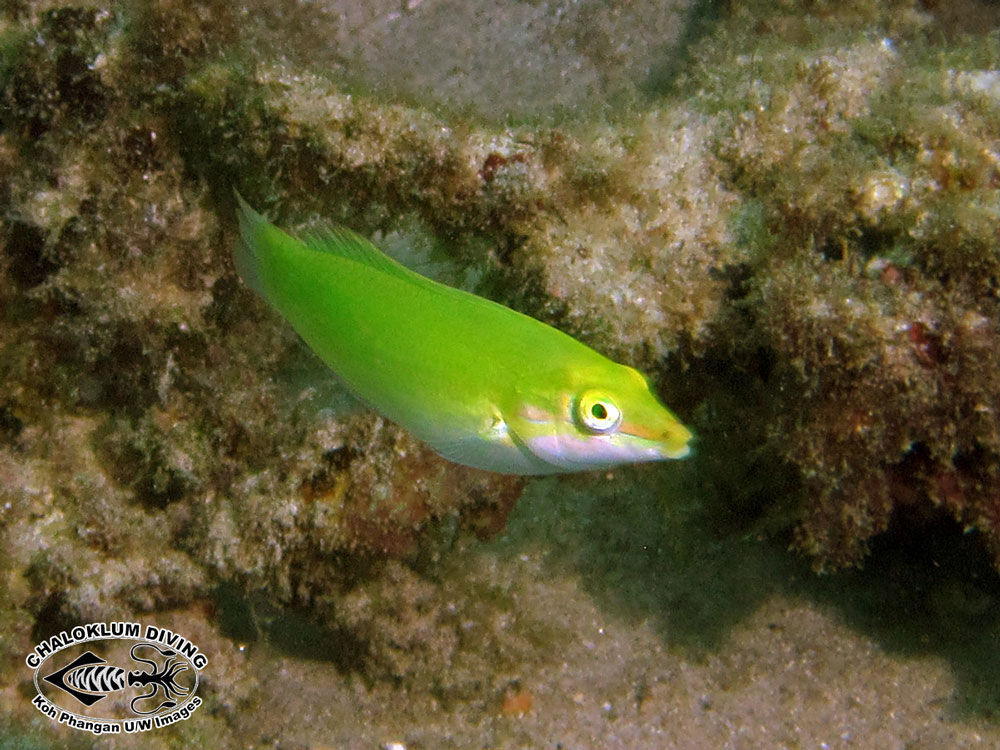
679,0,1000,567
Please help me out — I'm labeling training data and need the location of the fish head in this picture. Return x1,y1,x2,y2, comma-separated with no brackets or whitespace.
510,364,693,473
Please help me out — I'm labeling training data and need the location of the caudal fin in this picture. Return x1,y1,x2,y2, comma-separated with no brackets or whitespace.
233,190,267,296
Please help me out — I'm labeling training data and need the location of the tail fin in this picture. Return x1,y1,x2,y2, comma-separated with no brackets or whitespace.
233,190,267,296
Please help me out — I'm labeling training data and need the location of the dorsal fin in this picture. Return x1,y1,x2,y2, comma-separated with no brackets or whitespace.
302,226,419,284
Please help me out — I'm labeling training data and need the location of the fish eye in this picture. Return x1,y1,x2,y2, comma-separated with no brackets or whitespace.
576,391,622,434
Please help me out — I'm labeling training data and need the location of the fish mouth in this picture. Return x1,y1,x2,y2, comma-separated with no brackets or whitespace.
615,425,693,462
663,442,692,459
657,421,694,460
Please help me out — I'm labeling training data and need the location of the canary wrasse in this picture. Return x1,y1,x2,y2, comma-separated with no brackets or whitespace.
234,195,692,474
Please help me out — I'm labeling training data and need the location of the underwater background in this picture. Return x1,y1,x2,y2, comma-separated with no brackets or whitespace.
2,0,1000,746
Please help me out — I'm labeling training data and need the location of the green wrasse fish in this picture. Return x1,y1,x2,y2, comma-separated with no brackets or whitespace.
234,195,692,474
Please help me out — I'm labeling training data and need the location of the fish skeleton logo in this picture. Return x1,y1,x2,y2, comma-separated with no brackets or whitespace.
26,622,206,736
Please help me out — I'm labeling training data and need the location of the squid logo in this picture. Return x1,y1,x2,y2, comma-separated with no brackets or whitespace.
27,622,205,735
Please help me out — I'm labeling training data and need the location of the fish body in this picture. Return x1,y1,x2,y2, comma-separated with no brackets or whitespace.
234,196,692,474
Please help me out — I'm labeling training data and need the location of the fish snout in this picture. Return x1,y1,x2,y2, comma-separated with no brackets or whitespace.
660,420,694,459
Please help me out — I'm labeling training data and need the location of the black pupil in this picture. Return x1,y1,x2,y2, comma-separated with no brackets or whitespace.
591,403,608,420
